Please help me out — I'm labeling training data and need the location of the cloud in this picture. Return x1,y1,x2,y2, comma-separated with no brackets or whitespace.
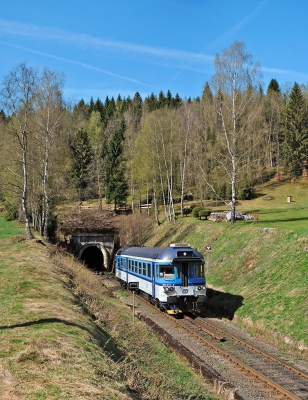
0,40,154,87
0,19,213,70
262,66,308,81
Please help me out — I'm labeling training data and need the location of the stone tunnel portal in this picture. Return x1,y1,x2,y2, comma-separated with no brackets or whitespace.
80,245,105,272
71,233,115,272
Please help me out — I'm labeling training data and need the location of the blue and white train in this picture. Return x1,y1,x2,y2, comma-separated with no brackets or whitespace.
115,243,206,314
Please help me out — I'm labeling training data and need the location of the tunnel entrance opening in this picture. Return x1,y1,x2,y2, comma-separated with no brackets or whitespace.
80,246,105,272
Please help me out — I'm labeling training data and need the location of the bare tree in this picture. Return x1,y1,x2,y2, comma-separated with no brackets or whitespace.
177,102,197,217
0,62,38,238
210,41,262,224
33,68,66,236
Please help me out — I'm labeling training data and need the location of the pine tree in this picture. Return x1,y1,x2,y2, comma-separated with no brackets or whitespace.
105,118,128,209
144,93,158,112
166,90,173,108
174,93,182,108
283,82,308,176
267,78,280,94
70,128,93,201
158,90,166,108
202,82,213,102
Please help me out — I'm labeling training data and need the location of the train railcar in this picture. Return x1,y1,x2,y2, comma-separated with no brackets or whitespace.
115,243,206,314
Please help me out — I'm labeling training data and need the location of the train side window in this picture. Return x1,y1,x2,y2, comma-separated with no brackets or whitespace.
142,262,146,276
134,260,138,273
196,264,204,277
128,259,131,271
189,264,194,278
147,263,151,277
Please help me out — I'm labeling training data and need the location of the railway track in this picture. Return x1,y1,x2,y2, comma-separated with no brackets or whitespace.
102,276,308,399
179,315,308,400
135,294,308,399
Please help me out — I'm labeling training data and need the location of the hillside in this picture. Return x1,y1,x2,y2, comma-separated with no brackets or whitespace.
142,179,308,352
0,216,217,399
0,178,306,398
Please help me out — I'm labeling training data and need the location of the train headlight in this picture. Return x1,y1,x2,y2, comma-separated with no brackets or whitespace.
169,287,174,292
163,286,169,292
197,286,202,290
202,286,206,290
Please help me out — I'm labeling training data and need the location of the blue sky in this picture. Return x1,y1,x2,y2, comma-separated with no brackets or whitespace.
1,0,307,103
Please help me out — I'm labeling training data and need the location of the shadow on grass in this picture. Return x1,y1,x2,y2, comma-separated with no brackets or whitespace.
257,216,308,223
0,317,124,361
201,288,244,320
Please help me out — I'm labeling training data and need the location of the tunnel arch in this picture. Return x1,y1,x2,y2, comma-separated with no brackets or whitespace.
79,243,110,272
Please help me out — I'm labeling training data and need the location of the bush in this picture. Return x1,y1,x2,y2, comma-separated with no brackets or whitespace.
198,209,211,220
4,200,18,221
183,208,192,217
192,207,211,220
192,206,204,218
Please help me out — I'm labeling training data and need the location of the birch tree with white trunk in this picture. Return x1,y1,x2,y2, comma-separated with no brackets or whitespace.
0,62,38,239
210,41,262,224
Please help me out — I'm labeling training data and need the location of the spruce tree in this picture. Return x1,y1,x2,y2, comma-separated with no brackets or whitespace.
105,118,128,210
70,128,93,201
283,82,308,176
267,78,280,94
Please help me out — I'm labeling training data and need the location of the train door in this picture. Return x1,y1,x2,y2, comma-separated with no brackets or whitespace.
151,262,156,298
182,262,189,287
125,258,128,283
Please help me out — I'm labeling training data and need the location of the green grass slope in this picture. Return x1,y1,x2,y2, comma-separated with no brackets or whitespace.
144,179,308,351
0,216,217,400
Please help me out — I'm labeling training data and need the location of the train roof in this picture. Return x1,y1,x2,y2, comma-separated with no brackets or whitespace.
116,243,204,262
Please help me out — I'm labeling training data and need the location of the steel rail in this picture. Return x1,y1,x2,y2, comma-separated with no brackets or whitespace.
196,317,308,381
104,279,305,400
174,315,303,400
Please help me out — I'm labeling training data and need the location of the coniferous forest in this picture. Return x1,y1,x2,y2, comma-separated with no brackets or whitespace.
1,41,308,238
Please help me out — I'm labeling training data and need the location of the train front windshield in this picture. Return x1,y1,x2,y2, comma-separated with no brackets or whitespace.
157,263,205,285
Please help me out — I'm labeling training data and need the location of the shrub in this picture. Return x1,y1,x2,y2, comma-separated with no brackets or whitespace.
192,207,211,220
183,208,192,217
192,206,204,219
4,200,18,221
198,209,211,220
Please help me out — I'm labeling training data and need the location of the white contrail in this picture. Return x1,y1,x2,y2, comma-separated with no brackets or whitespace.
0,40,153,87
168,0,268,84
0,19,212,69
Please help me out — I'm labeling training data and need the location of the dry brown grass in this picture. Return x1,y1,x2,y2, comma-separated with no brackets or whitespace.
117,212,152,246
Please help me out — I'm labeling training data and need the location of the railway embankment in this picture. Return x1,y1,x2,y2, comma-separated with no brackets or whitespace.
142,216,307,355
0,215,219,400
141,180,308,356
